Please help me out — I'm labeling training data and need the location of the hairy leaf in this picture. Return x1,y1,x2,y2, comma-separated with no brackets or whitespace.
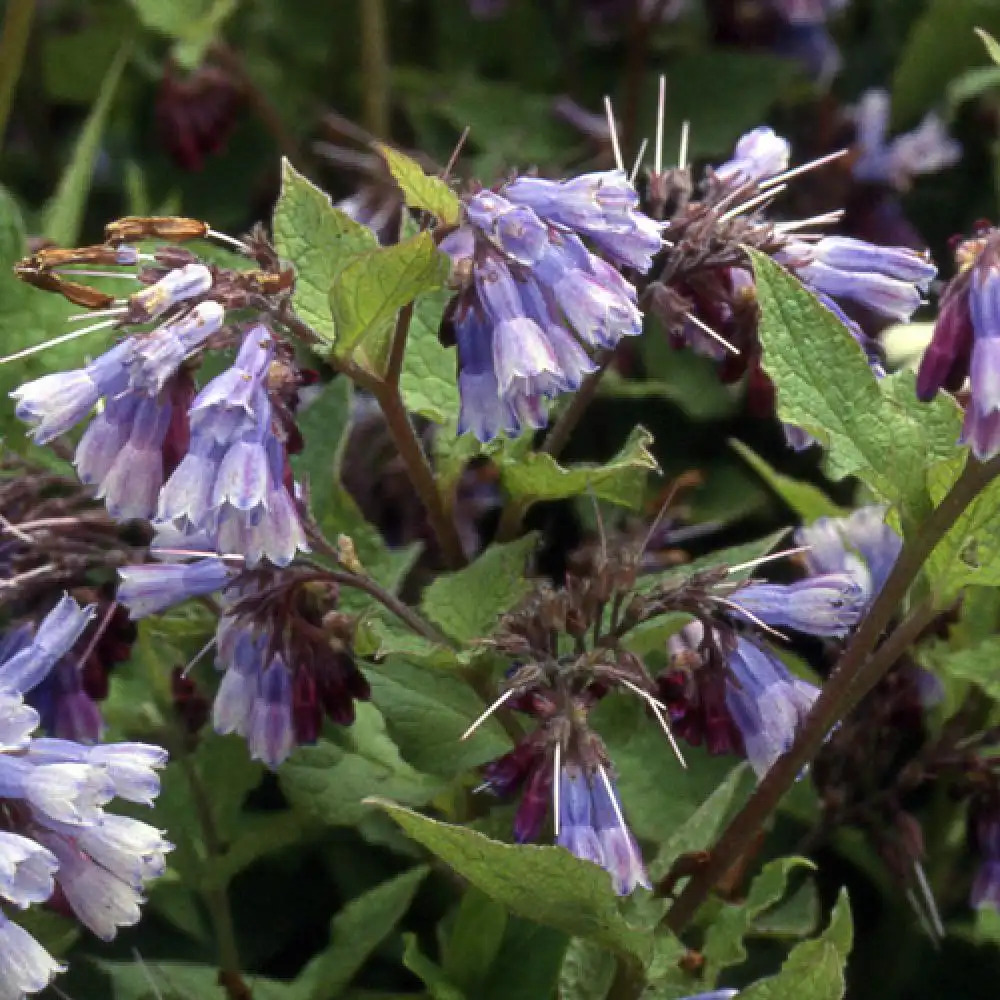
273,159,377,344
329,232,450,374
400,285,460,423
372,800,653,963
421,535,537,643
500,426,659,511
377,143,461,224
750,249,961,528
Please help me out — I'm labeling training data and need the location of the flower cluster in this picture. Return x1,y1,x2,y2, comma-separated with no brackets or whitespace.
441,170,664,441
0,596,170,998
117,559,369,769
11,229,310,567
474,523,869,890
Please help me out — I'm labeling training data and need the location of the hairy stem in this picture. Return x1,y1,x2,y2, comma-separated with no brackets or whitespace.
0,0,35,148
359,0,391,138
665,452,1000,934
372,382,467,569
182,757,249,1000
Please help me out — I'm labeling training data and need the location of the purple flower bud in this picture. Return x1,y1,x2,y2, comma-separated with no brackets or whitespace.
714,127,790,185
126,263,213,323
917,289,975,401
728,574,866,637
118,558,236,619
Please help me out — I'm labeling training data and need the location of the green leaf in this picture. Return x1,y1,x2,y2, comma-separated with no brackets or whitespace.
127,0,240,67
280,704,442,826
292,376,422,608
702,857,816,981
377,143,461,224
293,867,428,1000
500,426,659,512
893,1,1000,126
421,535,537,643
329,233,450,374
926,635,1000,700
364,658,511,775
443,889,509,996
272,159,377,344
96,959,293,1000
978,26,1000,65
750,248,962,528
729,440,847,523
558,938,617,1000
42,42,131,246
399,285,460,423
403,935,467,1000
372,800,653,963
925,454,1000,601
740,889,853,1000
479,919,568,1000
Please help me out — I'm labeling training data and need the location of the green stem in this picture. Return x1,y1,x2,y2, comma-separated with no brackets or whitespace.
0,0,35,149
182,758,248,1000
359,0,391,138
372,381,467,569
664,452,1000,935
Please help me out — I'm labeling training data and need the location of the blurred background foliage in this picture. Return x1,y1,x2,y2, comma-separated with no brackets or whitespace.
5,1,1000,997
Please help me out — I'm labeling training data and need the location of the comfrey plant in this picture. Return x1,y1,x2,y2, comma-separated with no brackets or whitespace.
8,42,1000,1000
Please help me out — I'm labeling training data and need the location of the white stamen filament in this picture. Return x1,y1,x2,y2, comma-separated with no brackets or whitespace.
759,148,849,191
53,269,138,281
617,677,687,768
904,888,939,943
131,948,166,1000
654,75,666,175
603,96,625,172
460,687,516,741
727,544,811,575
717,184,786,223
183,635,218,678
684,311,740,355
67,306,126,323
630,138,648,183
677,120,690,172
597,763,628,833
912,860,945,941
553,740,562,836
775,210,845,233
207,228,252,254
0,316,118,366
0,513,34,545
708,595,789,642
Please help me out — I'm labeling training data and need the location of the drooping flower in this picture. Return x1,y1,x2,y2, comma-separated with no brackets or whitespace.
664,623,820,779
556,764,650,895
970,802,1000,910
0,596,170,996
442,172,663,442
